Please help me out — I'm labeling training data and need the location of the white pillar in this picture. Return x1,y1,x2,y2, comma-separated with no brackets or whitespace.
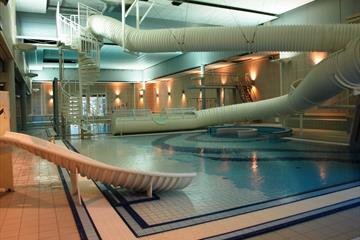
122,0,126,51
200,65,206,110
0,91,14,191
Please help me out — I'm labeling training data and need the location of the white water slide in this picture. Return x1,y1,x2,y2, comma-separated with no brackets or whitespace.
0,132,196,197
87,15,360,134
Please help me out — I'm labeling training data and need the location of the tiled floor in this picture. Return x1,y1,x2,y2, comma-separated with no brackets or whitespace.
247,206,360,240
0,147,80,240
1,128,359,240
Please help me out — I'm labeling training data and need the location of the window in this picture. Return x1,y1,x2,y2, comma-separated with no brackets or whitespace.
82,94,107,116
90,94,107,116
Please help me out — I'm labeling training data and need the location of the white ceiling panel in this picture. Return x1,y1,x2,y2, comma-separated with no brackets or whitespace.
100,45,181,70
193,0,316,15
16,0,48,13
133,0,315,27
134,0,277,27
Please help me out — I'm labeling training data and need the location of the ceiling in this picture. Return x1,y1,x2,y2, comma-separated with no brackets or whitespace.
16,0,315,73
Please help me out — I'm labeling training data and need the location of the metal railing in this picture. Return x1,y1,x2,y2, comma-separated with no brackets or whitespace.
56,2,101,62
160,107,197,118
56,2,103,136
113,109,152,119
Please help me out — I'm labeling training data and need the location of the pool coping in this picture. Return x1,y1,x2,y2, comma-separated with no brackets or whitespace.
203,197,360,240
94,181,360,237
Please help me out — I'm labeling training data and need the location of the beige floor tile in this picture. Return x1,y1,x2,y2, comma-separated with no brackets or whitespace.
0,148,79,240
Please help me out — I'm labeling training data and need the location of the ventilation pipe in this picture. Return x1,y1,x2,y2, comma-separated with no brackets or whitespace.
87,15,360,134
88,15,360,53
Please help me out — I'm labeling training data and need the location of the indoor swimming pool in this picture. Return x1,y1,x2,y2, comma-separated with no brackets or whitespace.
69,128,360,236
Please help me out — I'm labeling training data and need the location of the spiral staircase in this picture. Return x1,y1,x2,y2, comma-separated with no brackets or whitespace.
56,3,102,136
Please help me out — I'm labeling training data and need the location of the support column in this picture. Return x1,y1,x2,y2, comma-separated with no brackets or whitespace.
350,97,360,151
216,88,221,107
142,72,146,110
58,46,66,139
136,0,140,29
280,61,286,126
200,65,206,110
133,83,136,109
53,78,60,134
6,61,16,131
0,145,14,191
20,80,27,131
122,0,126,51
70,168,81,205
0,91,13,191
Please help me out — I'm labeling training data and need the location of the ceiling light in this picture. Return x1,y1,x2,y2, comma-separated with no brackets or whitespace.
171,1,183,6
25,73,38,78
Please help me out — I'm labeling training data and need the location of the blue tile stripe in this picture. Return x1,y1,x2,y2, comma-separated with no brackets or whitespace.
97,180,360,237
135,181,360,229
152,134,356,155
61,139,102,240
57,166,88,240
203,197,360,240
202,155,360,163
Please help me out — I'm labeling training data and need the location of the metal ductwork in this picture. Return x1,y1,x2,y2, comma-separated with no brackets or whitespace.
87,15,360,134
88,15,360,53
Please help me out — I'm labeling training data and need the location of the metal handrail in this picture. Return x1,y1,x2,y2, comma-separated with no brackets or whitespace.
56,2,104,135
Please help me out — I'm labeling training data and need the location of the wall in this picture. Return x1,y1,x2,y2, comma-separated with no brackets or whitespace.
0,0,32,131
266,0,359,130
139,57,275,112
60,81,137,113
282,51,353,109
272,0,360,25
0,0,16,50
0,91,13,191
27,0,360,130
32,68,142,82
30,82,53,117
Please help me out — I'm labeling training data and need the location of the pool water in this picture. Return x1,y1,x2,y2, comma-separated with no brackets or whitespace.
70,130,360,235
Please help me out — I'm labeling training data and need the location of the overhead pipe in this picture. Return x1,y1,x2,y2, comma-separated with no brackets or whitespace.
88,15,360,53
87,15,360,134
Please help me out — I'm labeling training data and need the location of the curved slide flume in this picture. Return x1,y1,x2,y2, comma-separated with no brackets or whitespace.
88,16,360,134
0,132,196,196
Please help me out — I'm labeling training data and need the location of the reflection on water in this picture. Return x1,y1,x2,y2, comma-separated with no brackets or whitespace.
71,132,360,203
251,151,258,172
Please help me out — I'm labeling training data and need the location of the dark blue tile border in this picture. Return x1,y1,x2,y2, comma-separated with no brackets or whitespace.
94,179,360,237
57,166,88,240
203,197,360,240
145,181,360,228
152,133,357,155
61,140,102,240
202,155,360,163
101,184,160,207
